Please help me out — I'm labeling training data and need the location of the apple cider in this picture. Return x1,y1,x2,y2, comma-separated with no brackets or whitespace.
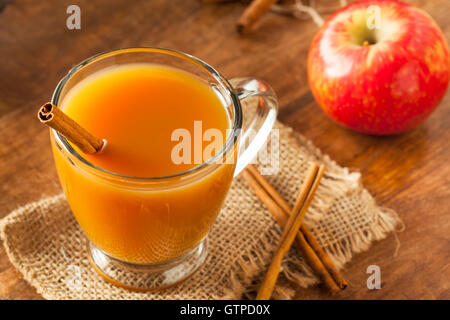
51,64,235,264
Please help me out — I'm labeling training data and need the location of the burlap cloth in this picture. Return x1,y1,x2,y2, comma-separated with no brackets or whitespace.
0,121,400,299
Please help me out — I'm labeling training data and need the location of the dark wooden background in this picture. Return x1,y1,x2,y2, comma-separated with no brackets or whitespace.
0,0,449,300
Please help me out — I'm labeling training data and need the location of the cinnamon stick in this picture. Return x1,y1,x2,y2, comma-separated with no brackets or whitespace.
246,164,347,290
201,0,238,3
236,0,278,33
243,167,341,293
38,102,104,154
300,223,348,290
256,163,320,300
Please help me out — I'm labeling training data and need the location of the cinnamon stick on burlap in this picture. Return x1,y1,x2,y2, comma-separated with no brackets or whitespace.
242,169,341,293
245,164,347,290
256,163,323,300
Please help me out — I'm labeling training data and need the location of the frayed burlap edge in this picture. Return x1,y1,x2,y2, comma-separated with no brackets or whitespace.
0,194,66,299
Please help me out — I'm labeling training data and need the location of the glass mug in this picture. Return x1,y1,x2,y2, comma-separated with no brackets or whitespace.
50,47,278,291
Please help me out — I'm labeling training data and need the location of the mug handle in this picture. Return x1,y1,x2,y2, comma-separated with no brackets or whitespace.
229,78,278,177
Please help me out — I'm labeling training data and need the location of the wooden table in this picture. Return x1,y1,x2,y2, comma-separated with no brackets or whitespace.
0,0,448,300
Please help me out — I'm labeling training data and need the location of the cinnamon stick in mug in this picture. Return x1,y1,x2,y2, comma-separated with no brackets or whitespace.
38,102,104,154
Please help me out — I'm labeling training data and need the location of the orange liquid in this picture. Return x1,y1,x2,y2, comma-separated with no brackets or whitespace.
51,64,236,264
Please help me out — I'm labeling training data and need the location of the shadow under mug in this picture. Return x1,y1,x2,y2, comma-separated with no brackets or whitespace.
50,47,278,291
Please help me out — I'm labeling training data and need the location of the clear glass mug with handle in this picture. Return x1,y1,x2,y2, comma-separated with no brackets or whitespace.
50,47,278,291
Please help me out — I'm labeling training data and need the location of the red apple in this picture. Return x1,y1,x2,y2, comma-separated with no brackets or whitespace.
307,0,450,135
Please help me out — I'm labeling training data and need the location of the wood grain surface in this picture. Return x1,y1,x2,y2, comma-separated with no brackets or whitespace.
0,0,448,300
